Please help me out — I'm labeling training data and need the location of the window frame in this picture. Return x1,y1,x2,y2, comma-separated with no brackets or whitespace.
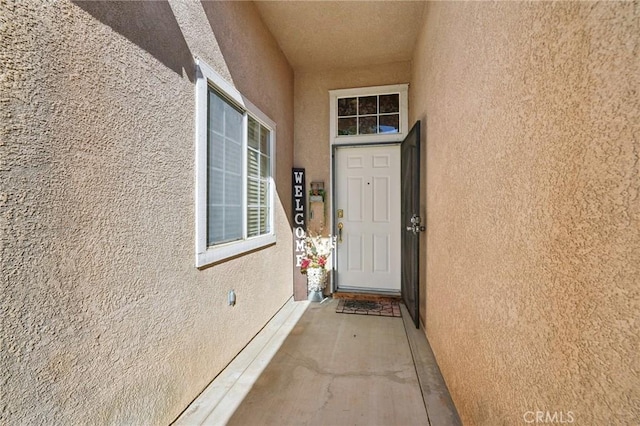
195,59,276,268
329,84,409,145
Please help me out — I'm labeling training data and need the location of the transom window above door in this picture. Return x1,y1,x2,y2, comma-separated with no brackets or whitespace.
330,84,409,145
337,94,400,136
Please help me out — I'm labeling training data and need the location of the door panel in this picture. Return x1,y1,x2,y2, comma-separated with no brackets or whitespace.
347,177,364,221
347,233,363,271
372,234,389,272
335,145,401,291
372,177,390,222
401,121,421,328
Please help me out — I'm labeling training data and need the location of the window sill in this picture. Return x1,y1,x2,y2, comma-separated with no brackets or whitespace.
333,132,406,145
196,234,276,268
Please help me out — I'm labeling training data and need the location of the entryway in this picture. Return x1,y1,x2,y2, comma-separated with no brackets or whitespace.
332,121,422,328
173,297,461,425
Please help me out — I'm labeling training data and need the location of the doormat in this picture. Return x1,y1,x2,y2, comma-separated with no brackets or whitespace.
336,299,402,317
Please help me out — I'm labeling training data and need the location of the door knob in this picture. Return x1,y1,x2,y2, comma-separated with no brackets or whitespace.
407,214,425,234
337,222,343,243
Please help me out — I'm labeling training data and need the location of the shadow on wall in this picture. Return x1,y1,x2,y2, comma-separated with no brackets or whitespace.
200,2,246,98
73,0,195,82
200,0,295,222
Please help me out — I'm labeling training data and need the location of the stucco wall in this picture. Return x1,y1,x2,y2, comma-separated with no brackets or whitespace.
1,1,294,424
410,2,639,424
294,62,411,209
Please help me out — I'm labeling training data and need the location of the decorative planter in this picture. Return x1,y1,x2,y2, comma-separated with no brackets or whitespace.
307,268,326,301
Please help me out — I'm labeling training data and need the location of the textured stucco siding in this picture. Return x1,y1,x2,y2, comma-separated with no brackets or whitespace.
410,2,639,425
294,63,411,207
1,1,294,424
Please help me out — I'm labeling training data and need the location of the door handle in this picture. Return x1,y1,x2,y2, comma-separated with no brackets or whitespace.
337,222,343,243
407,214,425,234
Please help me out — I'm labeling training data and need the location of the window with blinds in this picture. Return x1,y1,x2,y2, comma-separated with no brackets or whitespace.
205,87,274,247
195,59,276,267
207,89,244,246
247,117,271,238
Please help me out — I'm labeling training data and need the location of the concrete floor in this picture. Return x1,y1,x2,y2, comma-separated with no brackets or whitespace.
175,297,460,426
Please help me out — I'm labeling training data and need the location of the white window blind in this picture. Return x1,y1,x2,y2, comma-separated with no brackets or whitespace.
247,117,271,237
207,89,244,246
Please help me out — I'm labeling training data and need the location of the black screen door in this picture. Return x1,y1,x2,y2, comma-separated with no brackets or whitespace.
401,121,421,328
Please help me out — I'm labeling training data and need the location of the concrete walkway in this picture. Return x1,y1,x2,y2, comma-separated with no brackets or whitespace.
175,297,460,426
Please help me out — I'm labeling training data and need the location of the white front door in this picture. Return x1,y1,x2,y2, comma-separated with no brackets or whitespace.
334,144,401,292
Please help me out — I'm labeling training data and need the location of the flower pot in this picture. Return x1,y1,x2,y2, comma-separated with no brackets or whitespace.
306,268,327,301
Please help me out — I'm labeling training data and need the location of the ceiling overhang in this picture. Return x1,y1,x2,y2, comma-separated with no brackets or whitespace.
254,1,426,71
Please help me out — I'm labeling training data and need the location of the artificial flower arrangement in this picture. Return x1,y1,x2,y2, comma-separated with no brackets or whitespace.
300,232,335,275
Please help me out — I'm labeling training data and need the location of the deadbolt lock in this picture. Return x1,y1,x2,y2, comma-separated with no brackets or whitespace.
337,209,344,218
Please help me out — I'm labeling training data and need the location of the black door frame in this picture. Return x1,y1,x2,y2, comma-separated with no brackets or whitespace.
401,121,421,328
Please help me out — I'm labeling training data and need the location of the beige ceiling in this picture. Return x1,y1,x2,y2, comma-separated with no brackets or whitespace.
254,1,426,71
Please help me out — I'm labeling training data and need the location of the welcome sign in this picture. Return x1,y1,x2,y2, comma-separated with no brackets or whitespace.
292,168,307,300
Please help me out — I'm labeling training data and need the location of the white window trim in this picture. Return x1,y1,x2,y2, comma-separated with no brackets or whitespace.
195,58,276,268
329,84,409,145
